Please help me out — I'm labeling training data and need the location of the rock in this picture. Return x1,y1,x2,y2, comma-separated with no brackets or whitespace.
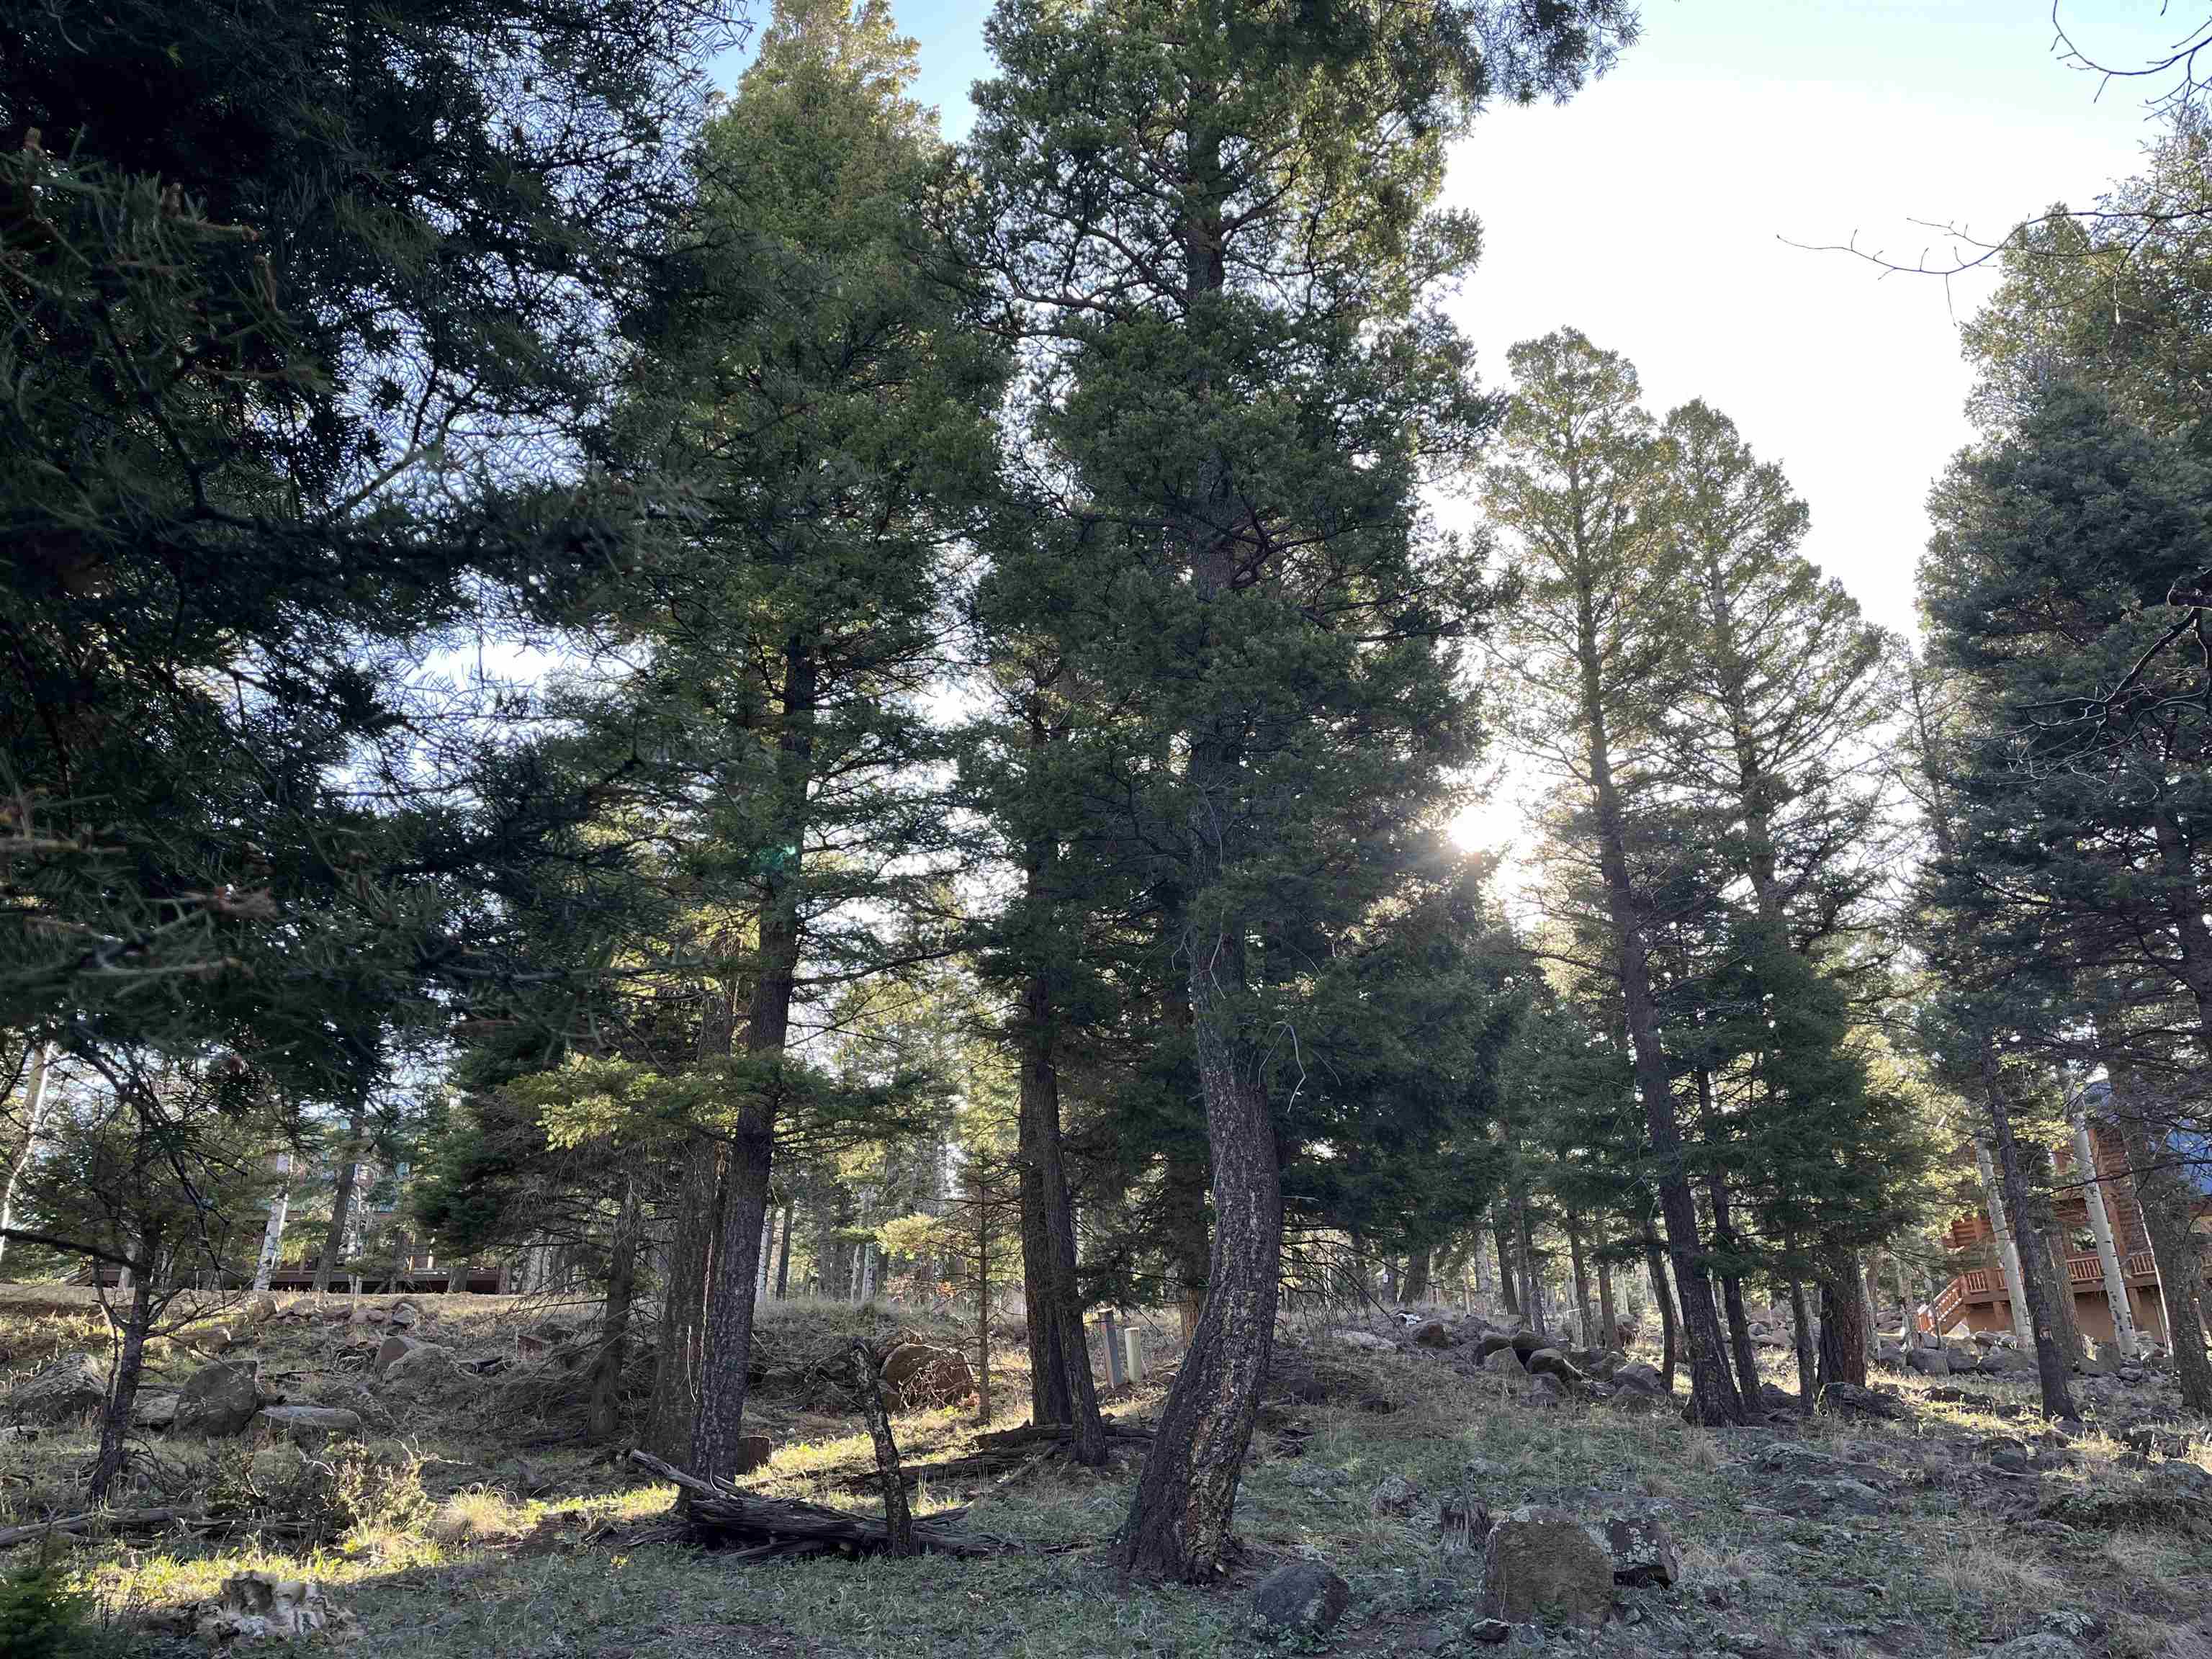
1475,1333,1520,1363
2074,1358,2108,1379
1467,1618,1513,1644
1252,1560,1351,1634
202,1326,235,1354
1821,1381,1907,1420
0,1425,39,1443
1978,1346,2022,1374
1372,1473,1420,1514
1527,1373,1567,1408
1524,1347,1586,1385
174,1360,262,1437
2121,1427,2195,1460
387,1298,422,1329
243,1292,279,1324
255,1405,362,1448
734,1432,774,1474
1481,1505,1614,1630
1982,1438,2033,1475
1410,1320,1452,1349
4,1352,105,1423
1481,1348,1524,1378
1509,1329,1545,1360
196,1573,335,1643
1613,1360,1663,1392
1337,1329,1395,1354
373,1334,421,1378
878,1343,976,1407
1604,1509,1681,1586
382,1343,457,1385
1772,1477,1887,1518
132,1390,179,1429
2116,1365,2146,1385
1906,1346,1950,1377
1986,1637,2085,1659
1757,1382,1800,1415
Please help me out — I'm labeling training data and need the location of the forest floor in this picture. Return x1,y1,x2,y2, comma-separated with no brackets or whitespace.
0,1287,2209,1658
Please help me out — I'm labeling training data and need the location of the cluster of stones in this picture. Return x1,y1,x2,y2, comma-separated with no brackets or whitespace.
1342,1315,1673,1411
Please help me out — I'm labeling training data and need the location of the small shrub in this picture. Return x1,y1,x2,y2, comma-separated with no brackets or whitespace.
0,1558,96,1659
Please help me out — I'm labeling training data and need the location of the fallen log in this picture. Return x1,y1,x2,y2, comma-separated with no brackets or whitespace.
626,1449,1032,1560
0,1506,197,1550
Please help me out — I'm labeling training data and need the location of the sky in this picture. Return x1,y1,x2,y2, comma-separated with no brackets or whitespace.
716,0,2193,634
706,2,2196,868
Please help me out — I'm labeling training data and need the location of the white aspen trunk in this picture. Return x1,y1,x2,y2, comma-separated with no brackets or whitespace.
252,1189,290,1292
1974,1139,2035,1348
1893,1250,1912,1345
0,1043,56,1269
2072,1112,2140,1357
755,1213,774,1300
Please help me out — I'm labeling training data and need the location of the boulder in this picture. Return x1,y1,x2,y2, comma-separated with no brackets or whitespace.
373,1334,421,1378
1509,1329,1545,1360
1481,1348,1524,1378
1603,1509,1681,1587
1985,1638,2085,1659
1409,1320,1452,1350
1475,1333,1520,1363
1613,1360,1663,1392
132,1390,180,1430
878,1343,976,1408
255,1405,362,1448
4,1352,106,1423
1372,1473,1420,1514
1771,1476,1887,1517
382,1343,458,1385
734,1433,774,1474
243,1292,280,1325
387,1298,423,1330
1527,1372,1567,1408
1252,1560,1351,1635
174,1361,261,1437
1481,1505,1613,1630
1906,1346,1950,1377
1524,1348,1586,1385
1336,1330,1395,1354
1876,1341,1907,1367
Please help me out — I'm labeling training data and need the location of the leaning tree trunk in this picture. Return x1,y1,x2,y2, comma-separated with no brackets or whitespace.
1787,1277,1817,1408
1575,580,1743,1424
90,1225,159,1503
774,1202,793,1300
251,1185,289,1294
1567,1215,1593,1347
2025,1161,2085,1367
1493,1210,1520,1317
2071,1110,2140,1359
1972,1137,2037,1350
312,1101,367,1293
1596,1252,1618,1352
1709,1168,1763,1410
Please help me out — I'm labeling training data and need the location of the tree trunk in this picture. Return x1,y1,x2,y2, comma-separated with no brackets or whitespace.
1164,1149,1209,1343
1014,960,1105,1462
649,989,734,1461
1567,1215,1593,1347
2108,1066,2212,1411
1403,1249,1431,1305
691,639,817,1483
313,1102,367,1293
1815,1244,1868,1395
1514,1180,1544,1337
854,1341,915,1558
1493,1210,1520,1316
1573,570,1743,1425
1980,1044,2077,1421
1787,1277,1817,1407
1972,1137,2036,1350
1644,1226,1677,1394
1709,1169,1763,1410
774,1201,793,1300
2025,1156,2085,1367
90,1226,159,1503
0,1043,55,1270
2071,1110,2139,1359
1596,1253,1618,1352
589,1176,643,1442
251,1186,289,1293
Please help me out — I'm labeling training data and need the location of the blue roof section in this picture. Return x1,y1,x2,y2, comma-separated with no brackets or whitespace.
2173,1128,2212,1198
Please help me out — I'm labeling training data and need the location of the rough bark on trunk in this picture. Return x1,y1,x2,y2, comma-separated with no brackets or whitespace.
1015,961,1105,1462
251,1187,289,1293
774,1201,793,1300
1644,1226,1678,1394
691,641,819,1484
1596,1254,1618,1352
854,1341,914,1557
1567,1215,1593,1347
90,1227,159,1502
1573,569,1743,1424
589,1177,643,1442
1493,1211,1520,1316
1815,1244,1868,1395
1514,1181,1544,1337
312,1102,367,1293
648,990,734,1461
1980,1046,2077,1421
2025,1161,2085,1366
2108,1070,2212,1410
1787,1277,1817,1407
1164,1149,1209,1342
1403,1249,1431,1305
1709,1170,1763,1410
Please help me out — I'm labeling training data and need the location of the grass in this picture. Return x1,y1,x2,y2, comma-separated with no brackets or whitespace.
0,1290,2206,1656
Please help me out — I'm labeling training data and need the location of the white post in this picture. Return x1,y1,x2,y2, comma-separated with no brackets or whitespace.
2071,1110,2141,1358
1101,1311,1125,1388
1974,1139,2035,1348
755,1212,774,1300
1122,1326,1145,1386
